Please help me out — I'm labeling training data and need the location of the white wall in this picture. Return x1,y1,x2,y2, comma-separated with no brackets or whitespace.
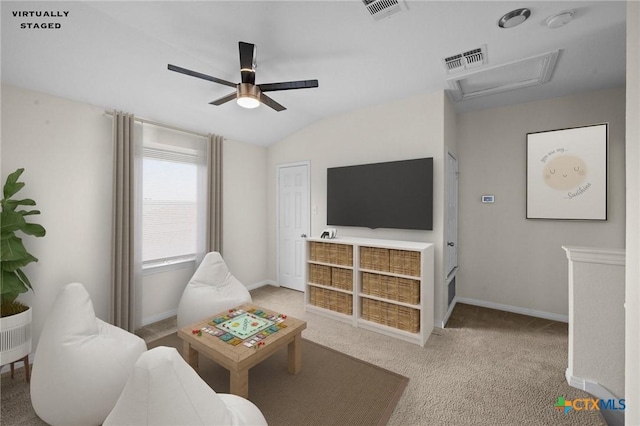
1,84,269,342
564,247,625,399
140,265,194,326
1,84,113,344
267,91,450,324
457,87,626,319
625,1,640,423
222,138,268,288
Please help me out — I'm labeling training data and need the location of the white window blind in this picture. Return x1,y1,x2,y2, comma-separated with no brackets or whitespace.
141,123,207,269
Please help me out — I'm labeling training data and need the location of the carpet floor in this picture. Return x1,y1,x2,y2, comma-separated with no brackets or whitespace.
149,333,407,426
1,285,607,425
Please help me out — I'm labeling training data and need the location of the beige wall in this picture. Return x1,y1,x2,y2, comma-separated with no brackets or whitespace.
626,1,640,422
267,91,450,324
457,87,626,319
1,84,269,340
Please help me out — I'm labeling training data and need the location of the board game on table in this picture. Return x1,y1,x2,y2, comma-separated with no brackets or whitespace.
199,308,288,347
178,303,307,399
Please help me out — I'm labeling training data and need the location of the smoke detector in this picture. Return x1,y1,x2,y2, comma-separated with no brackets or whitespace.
443,45,488,74
362,0,407,21
546,10,574,28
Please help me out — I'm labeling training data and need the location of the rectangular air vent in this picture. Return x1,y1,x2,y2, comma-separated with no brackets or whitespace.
362,0,407,21
444,45,488,74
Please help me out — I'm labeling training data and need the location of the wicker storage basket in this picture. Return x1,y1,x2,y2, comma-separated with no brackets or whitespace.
331,267,353,291
333,244,353,266
309,287,352,315
309,242,330,263
361,298,420,333
389,249,421,276
395,277,420,305
361,273,420,305
308,264,332,286
361,272,384,297
360,247,390,272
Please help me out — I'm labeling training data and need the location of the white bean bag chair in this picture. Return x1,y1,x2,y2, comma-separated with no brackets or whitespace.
103,346,267,425
177,252,252,329
30,283,147,426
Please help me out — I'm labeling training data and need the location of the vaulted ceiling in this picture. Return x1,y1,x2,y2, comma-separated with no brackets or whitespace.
1,1,626,146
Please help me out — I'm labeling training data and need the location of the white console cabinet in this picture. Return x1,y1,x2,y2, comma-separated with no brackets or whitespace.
305,237,434,346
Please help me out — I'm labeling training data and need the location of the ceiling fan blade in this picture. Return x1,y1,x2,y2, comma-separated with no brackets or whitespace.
238,41,256,85
259,80,319,92
209,92,237,106
260,94,286,112
168,64,237,88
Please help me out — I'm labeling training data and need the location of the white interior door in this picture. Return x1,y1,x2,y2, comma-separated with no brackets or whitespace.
446,152,458,277
277,163,310,291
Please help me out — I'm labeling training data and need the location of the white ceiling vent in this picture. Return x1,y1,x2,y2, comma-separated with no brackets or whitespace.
447,50,561,102
362,0,407,21
443,45,488,74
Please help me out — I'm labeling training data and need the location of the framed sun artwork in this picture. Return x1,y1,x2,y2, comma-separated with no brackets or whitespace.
526,123,608,220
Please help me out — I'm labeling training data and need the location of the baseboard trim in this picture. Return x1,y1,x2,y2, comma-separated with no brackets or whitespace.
456,297,568,323
565,369,621,400
141,309,177,327
247,280,279,291
439,296,458,328
565,369,624,426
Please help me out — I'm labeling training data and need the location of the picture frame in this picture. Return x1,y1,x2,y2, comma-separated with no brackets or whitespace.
526,123,608,220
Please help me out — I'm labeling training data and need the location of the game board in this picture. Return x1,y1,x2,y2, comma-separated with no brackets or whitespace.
217,312,274,339
198,308,287,347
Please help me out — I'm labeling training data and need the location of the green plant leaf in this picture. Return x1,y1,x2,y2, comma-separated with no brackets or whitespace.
2,168,25,200
0,210,27,235
4,199,36,211
15,268,32,291
22,223,46,237
1,168,44,300
0,270,28,301
0,235,38,270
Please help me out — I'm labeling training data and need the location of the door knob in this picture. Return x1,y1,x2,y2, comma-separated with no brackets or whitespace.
301,233,307,238
447,242,455,247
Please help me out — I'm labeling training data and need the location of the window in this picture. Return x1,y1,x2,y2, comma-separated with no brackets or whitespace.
141,123,207,270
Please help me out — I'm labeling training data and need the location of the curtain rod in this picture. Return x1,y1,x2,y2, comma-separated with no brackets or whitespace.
104,110,213,139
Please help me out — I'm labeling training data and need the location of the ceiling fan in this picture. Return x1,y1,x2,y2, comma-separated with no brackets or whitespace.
168,41,319,112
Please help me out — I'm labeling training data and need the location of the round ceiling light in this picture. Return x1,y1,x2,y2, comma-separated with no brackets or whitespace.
236,83,261,109
498,8,531,29
545,10,574,29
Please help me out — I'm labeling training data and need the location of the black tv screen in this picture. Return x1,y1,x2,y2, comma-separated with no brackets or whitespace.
327,158,433,230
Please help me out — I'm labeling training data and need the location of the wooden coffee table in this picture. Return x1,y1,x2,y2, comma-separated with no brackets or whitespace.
178,303,307,398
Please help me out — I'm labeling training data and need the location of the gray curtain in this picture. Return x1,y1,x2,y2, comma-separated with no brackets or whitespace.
206,134,223,253
111,112,136,332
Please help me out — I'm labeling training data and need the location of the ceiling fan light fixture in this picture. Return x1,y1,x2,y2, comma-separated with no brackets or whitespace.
236,83,261,109
498,8,531,29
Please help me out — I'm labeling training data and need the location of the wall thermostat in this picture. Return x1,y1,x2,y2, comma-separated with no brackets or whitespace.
481,195,495,203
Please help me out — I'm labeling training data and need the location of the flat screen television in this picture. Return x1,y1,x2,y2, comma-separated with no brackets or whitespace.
327,157,433,230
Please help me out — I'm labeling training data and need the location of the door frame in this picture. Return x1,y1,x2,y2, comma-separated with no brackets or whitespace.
443,150,459,327
276,161,311,289
445,150,459,278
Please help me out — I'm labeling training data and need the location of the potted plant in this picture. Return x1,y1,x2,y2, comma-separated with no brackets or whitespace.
0,168,46,373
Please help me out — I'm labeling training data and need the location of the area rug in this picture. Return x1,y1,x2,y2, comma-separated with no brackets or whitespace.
149,332,408,426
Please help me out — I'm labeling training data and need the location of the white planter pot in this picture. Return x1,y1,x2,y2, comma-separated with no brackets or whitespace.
0,306,32,365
